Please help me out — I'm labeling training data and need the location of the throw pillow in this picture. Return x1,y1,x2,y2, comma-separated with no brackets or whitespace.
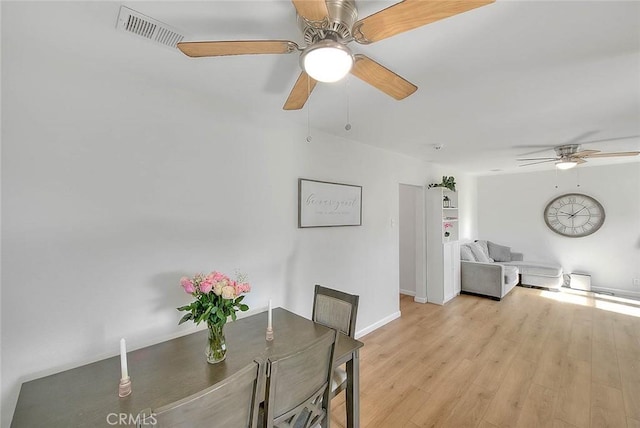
475,240,491,260
488,241,512,262
460,244,476,262
469,242,493,263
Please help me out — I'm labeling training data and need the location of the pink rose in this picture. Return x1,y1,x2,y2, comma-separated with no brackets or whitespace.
199,278,213,294
213,282,223,296
180,277,195,294
235,282,251,294
221,285,236,299
212,271,227,282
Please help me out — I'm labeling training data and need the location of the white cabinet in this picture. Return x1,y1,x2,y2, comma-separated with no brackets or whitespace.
426,188,461,305
443,241,461,302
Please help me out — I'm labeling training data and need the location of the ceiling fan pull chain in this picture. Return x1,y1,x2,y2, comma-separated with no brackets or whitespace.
345,77,352,131
306,75,312,142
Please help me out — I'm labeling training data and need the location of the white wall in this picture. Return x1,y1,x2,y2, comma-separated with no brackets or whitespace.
477,163,640,294
0,3,442,425
457,174,478,241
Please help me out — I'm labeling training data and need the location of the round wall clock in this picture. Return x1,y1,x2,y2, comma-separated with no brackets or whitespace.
544,193,605,237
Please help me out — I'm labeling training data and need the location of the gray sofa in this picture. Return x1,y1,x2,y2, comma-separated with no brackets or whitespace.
460,240,563,300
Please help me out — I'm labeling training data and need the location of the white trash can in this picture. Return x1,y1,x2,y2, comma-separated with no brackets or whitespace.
570,273,591,291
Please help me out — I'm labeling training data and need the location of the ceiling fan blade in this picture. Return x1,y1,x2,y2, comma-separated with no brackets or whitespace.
516,135,640,156
516,157,557,161
353,0,495,44
575,134,640,145
350,54,417,100
291,0,329,22
519,159,557,167
581,151,640,158
177,40,298,57
572,150,600,157
562,130,600,146
283,72,317,110
515,147,558,156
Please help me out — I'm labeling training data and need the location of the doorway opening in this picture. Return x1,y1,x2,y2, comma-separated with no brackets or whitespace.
399,184,427,303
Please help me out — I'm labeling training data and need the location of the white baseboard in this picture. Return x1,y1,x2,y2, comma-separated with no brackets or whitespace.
355,311,401,339
591,287,640,300
399,289,415,296
413,296,428,303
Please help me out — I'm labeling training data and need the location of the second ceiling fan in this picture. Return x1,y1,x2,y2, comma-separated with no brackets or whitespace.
518,144,640,169
176,0,494,110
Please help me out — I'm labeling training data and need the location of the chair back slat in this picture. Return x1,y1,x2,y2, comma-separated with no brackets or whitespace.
315,294,353,336
312,284,359,338
149,360,263,428
264,329,337,428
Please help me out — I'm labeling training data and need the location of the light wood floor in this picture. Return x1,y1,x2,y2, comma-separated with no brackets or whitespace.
330,286,640,428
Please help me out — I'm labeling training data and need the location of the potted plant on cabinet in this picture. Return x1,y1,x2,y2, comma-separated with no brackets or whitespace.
428,176,456,192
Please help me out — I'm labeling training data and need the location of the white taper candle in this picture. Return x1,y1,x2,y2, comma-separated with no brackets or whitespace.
268,299,272,329
120,338,129,380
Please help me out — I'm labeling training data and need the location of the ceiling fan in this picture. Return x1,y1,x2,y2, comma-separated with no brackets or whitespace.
176,0,494,110
518,144,640,170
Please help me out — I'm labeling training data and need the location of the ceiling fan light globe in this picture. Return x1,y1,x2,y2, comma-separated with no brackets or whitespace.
301,41,353,83
556,160,578,170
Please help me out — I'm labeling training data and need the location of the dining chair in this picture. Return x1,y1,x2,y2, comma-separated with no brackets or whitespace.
312,284,359,397
262,328,337,428
138,359,264,428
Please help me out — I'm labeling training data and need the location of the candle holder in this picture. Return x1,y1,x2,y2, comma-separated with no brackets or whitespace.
265,327,274,341
118,377,132,398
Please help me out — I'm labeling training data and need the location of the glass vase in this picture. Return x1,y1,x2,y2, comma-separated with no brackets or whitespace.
206,322,227,364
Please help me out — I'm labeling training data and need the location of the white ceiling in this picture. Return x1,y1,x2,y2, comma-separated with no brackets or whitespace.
15,1,640,175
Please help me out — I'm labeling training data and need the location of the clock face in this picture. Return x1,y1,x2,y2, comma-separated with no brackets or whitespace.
544,193,605,237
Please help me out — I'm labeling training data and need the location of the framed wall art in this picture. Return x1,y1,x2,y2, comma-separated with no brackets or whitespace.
298,179,362,228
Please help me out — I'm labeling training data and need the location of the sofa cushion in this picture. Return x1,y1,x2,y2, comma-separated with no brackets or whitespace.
469,242,493,263
488,241,512,262
503,261,562,277
460,244,476,262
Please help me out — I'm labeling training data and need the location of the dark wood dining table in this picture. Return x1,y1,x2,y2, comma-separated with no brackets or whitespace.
11,308,364,428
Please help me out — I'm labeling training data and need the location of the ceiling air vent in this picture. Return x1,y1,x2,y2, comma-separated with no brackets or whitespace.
116,6,185,49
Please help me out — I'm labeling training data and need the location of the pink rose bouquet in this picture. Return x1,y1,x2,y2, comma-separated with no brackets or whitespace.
177,271,251,327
